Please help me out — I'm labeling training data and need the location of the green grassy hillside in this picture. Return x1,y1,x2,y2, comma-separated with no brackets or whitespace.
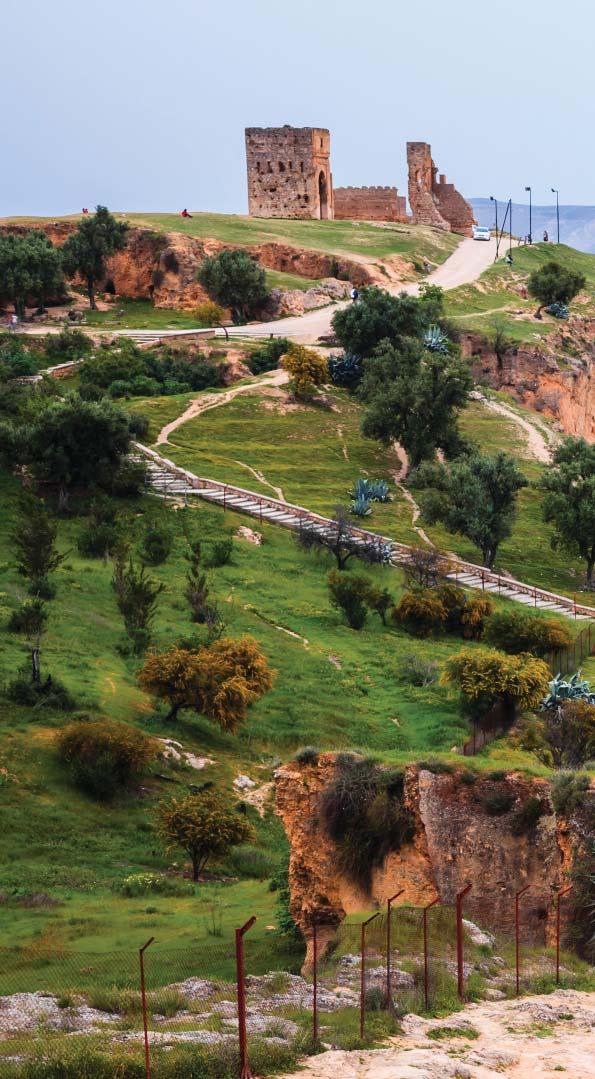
445,242,595,341
129,384,595,606
2,213,459,268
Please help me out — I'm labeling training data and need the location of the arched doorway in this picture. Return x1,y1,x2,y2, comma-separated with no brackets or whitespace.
318,171,329,219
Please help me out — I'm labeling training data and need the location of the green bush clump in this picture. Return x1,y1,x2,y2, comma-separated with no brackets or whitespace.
204,536,233,567
7,598,48,636
509,796,548,836
295,746,320,765
248,337,290,374
79,340,226,399
6,670,76,711
392,590,447,637
416,759,455,775
44,328,93,362
319,757,415,892
484,610,573,657
139,522,174,566
551,772,591,817
57,718,157,800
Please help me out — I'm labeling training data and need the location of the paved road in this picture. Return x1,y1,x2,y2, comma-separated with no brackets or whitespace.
217,235,506,341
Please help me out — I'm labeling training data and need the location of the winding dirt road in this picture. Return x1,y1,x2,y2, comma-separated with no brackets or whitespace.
155,368,288,445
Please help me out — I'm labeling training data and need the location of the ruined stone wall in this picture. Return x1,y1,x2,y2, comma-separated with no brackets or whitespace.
334,186,407,222
407,142,474,235
275,756,587,963
245,126,334,220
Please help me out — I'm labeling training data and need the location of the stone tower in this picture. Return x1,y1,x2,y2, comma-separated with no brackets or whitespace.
407,142,474,236
245,126,334,220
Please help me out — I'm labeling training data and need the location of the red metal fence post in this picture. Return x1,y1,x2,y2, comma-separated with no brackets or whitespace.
515,886,530,995
139,937,155,1079
556,886,572,985
423,897,439,1011
456,884,472,1002
236,916,256,1079
312,922,318,1045
360,912,380,1040
386,890,404,1011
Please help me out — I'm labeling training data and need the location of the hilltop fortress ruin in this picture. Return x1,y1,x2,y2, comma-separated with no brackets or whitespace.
245,126,473,233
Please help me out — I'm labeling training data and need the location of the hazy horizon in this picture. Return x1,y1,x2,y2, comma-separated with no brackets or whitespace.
3,0,594,217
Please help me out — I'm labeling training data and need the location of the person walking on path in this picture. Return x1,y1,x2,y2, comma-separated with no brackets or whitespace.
350,286,359,302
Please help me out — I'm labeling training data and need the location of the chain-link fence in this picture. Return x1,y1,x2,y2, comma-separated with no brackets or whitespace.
0,889,587,1078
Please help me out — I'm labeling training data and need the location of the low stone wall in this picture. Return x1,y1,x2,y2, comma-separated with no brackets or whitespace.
334,186,408,222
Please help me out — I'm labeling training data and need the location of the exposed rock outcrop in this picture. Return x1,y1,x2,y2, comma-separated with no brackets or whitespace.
276,755,590,962
464,321,595,442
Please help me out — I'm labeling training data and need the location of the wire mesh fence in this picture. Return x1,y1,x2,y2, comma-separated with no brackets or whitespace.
0,892,588,1078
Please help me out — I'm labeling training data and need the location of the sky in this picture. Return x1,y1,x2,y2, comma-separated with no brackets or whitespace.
2,0,594,216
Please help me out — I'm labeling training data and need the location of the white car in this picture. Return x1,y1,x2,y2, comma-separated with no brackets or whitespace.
472,225,491,241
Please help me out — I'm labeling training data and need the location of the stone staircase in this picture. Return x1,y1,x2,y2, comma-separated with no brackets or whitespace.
135,445,595,624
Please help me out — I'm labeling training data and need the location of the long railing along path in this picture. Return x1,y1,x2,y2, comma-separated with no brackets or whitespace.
134,442,595,625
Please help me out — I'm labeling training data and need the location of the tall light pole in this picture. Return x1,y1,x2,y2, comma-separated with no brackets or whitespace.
551,187,560,244
525,185,532,244
490,195,499,259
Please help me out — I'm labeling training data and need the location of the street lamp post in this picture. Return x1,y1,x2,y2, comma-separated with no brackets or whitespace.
525,186,532,243
490,195,499,259
551,188,560,244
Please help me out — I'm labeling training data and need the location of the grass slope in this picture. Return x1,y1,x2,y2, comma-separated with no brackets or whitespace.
445,242,595,341
129,384,595,605
2,213,460,267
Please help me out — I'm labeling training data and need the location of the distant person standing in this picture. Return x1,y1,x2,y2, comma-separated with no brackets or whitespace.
543,229,549,243
350,286,359,302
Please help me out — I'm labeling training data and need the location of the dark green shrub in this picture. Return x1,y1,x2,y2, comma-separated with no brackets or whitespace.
509,796,548,836
248,337,290,374
295,746,320,765
327,570,371,630
364,986,388,1012
7,599,47,636
57,718,158,800
459,769,478,785
78,521,120,559
44,328,93,362
319,758,415,891
6,670,76,711
131,376,161,397
204,537,233,568
106,458,146,497
392,590,446,637
139,522,174,566
482,790,515,816
484,610,572,656
552,772,591,816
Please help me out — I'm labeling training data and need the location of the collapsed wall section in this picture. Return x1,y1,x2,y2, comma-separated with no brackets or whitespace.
407,141,474,235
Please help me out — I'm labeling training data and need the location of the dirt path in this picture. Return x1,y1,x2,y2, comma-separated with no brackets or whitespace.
471,391,556,463
234,460,285,501
392,442,434,547
155,369,289,445
277,990,595,1079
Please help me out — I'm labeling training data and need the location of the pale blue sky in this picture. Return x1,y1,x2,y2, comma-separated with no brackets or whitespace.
3,0,593,215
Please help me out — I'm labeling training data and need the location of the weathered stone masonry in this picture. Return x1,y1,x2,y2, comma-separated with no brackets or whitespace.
407,141,474,235
245,126,334,220
334,186,407,222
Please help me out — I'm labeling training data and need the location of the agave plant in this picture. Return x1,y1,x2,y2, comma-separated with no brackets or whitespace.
546,302,569,320
349,477,391,504
350,496,372,517
423,324,449,353
328,352,363,389
542,671,595,710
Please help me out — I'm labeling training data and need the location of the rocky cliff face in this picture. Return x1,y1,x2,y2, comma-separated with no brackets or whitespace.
464,321,595,443
0,222,404,312
276,756,588,964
